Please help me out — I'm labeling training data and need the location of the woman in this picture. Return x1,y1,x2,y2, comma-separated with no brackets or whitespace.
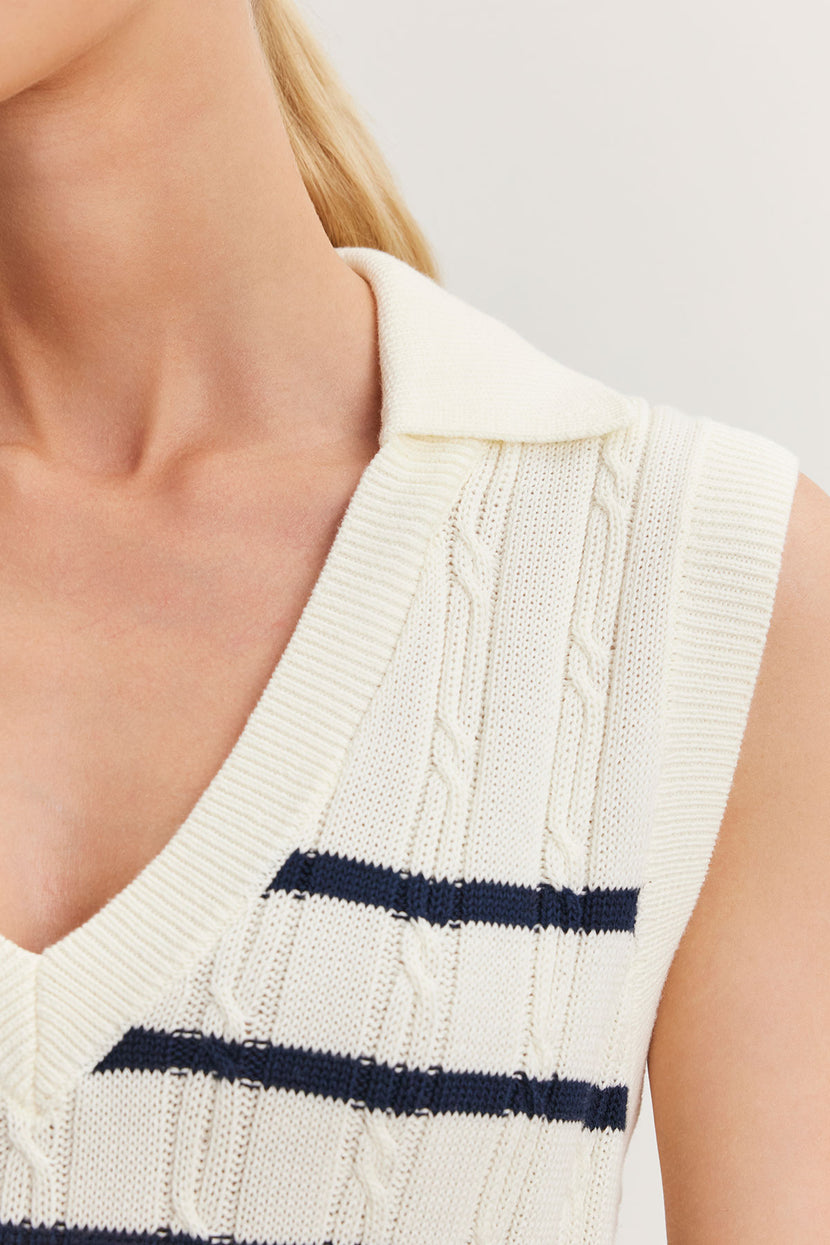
0,1,826,1242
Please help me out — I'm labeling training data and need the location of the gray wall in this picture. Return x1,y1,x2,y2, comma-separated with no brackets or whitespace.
303,0,830,1237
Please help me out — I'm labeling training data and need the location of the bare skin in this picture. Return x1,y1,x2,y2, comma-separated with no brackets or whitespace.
0,0,382,954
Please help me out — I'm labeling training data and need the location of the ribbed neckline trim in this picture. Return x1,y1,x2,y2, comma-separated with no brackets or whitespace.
0,435,486,1117
0,247,490,1116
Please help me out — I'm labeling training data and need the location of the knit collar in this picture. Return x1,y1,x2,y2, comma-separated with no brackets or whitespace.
336,245,637,446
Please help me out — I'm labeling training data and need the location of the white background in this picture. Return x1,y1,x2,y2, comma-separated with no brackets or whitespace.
300,0,829,1238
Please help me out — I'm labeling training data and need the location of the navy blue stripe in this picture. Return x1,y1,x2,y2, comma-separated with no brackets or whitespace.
94,1025,627,1132
262,848,638,933
0,1223,326,1245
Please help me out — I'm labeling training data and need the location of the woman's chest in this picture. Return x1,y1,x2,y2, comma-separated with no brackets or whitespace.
0,495,354,957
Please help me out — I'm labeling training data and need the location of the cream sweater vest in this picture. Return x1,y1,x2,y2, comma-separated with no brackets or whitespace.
0,247,799,1244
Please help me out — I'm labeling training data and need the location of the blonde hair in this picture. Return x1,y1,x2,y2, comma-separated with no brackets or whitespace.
250,0,441,283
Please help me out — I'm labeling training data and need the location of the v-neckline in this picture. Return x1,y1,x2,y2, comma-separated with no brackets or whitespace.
0,251,488,1119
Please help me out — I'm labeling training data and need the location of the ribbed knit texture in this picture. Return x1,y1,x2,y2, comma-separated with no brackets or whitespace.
0,249,799,1244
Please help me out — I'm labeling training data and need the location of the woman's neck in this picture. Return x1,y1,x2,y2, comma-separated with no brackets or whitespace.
0,0,379,487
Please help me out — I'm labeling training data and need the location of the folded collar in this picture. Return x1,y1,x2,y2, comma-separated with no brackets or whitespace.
337,246,638,447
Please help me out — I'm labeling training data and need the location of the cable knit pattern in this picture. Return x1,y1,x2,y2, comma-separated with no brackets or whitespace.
0,247,800,1244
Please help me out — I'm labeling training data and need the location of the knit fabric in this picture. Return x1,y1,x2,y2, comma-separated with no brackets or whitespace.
0,248,799,1244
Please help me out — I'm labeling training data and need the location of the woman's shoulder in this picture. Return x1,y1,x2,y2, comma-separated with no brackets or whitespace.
646,466,830,1239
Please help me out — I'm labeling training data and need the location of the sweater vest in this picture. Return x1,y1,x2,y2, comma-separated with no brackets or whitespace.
0,247,799,1244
